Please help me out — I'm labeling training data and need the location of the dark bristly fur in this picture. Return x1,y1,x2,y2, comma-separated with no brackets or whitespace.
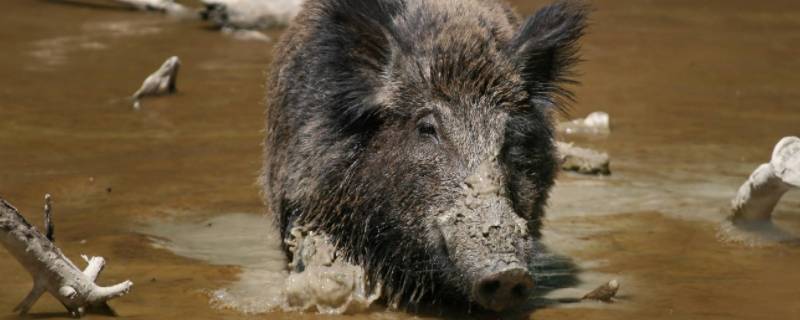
263,0,587,310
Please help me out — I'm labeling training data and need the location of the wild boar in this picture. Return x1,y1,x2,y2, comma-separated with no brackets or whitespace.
262,0,587,311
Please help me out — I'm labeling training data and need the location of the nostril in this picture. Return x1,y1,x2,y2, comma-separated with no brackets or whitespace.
479,279,501,296
512,283,530,297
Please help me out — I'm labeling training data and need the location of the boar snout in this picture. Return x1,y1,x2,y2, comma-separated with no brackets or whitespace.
474,265,534,311
437,156,536,311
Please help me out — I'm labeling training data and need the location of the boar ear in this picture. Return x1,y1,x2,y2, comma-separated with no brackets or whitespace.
329,0,401,69
324,0,402,133
509,1,588,108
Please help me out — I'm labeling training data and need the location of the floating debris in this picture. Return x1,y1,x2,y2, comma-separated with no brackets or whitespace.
557,142,611,175
582,279,619,302
558,111,611,137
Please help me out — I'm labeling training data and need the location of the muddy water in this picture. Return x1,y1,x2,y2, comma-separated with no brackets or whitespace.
1,0,799,319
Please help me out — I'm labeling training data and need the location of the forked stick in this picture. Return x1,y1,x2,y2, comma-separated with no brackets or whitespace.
0,196,132,317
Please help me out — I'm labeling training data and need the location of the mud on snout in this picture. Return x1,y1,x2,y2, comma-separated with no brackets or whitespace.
436,157,535,312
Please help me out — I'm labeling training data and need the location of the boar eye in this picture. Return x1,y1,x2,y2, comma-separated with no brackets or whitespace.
419,123,437,136
417,114,439,142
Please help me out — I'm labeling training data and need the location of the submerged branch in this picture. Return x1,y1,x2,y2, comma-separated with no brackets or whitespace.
732,136,800,222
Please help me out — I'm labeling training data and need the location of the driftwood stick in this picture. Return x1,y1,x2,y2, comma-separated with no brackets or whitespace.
732,136,800,222
0,196,133,317
132,56,181,109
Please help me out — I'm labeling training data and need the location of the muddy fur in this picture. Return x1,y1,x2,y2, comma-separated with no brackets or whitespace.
262,0,587,309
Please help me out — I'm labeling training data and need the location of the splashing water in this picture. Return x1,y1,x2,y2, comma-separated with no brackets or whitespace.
139,213,381,315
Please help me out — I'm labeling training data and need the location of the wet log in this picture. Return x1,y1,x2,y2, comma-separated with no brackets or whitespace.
732,136,800,222
0,195,133,317
132,56,180,109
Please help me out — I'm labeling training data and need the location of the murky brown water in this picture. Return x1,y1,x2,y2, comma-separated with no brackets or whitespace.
1,0,799,319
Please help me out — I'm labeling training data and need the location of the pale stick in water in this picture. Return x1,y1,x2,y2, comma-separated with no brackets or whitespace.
732,136,800,222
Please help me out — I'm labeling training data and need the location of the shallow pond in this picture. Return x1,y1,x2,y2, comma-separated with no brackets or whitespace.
1,0,799,319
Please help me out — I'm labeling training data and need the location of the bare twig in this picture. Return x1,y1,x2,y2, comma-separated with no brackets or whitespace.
44,194,54,241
